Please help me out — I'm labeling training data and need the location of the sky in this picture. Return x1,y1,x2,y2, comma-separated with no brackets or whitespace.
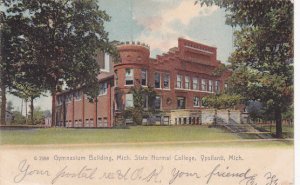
7,0,234,112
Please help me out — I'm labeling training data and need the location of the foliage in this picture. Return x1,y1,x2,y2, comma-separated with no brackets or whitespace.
196,0,293,138
31,106,45,124
2,0,116,126
123,86,158,125
282,105,293,121
11,106,45,125
203,93,242,109
245,100,263,122
212,63,227,77
11,111,26,125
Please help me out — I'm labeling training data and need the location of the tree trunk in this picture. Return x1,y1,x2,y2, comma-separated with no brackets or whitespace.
21,99,23,115
30,97,34,125
274,108,283,138
0,84,6,125
51,90,56,127
25,100,28,124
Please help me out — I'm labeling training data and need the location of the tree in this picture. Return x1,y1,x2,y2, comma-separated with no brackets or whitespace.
245,100,263,123
4,0,116,126
31,106,45,124
196,0,293,138
0,9,16,125
11,111,26,125
1,1,47,125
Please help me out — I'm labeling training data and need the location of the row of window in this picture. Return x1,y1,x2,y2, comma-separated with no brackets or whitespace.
63,117,109,127
124,94,207,109
57,82,109,105
57,90,82,105
176,75,221,93
124,68,223,93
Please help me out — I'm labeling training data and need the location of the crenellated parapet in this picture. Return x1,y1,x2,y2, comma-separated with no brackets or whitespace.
116,41,150,64
117,41,150,49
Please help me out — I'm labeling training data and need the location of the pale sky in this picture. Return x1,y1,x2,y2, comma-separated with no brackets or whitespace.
7,0,234,112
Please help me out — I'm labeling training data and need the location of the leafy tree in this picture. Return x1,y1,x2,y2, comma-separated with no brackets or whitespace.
31,106,45,124
0,9,21,124
245,100,263,123
204,93,242,109
3,0,116,126
123,86,157,125
11,111,26,125
196,0,293,138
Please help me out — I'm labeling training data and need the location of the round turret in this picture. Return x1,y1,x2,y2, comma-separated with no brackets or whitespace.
116,41,150,64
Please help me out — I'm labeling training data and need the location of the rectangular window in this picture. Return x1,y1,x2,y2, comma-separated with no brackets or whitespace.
163,116,169,125
224,83,228,91
104,53,110,71
185,76,190,89
192,77,199,90
154,96,161,110
208,80,213,92
125,68,134,85
163,73,170,89
99,82,107,95
97,117,102,127
141,69,147,86
215,80,220,93
201,79,207,91
176,75,183,88
154,72,161,88
177,97,186,109
57,96,62,105
103,117,108,127
193,97,200,107
125,94,133,108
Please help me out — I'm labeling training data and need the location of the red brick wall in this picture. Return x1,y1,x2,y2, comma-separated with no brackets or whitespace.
55,38,230,127
114,38,229,111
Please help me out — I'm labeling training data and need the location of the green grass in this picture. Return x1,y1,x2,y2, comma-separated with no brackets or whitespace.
0,126,293,147
257,125,294,138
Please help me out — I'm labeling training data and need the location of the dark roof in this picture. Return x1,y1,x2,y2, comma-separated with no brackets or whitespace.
97,71,114,82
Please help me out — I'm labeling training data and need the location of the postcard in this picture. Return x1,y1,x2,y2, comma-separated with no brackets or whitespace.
0,0,295,185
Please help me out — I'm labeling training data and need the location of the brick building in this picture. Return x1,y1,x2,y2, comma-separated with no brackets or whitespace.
55,38,232,127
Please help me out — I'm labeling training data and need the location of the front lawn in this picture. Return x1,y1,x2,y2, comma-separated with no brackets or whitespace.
0,126,293,147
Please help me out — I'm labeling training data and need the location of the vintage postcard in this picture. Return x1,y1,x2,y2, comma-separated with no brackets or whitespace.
0,0,295,185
